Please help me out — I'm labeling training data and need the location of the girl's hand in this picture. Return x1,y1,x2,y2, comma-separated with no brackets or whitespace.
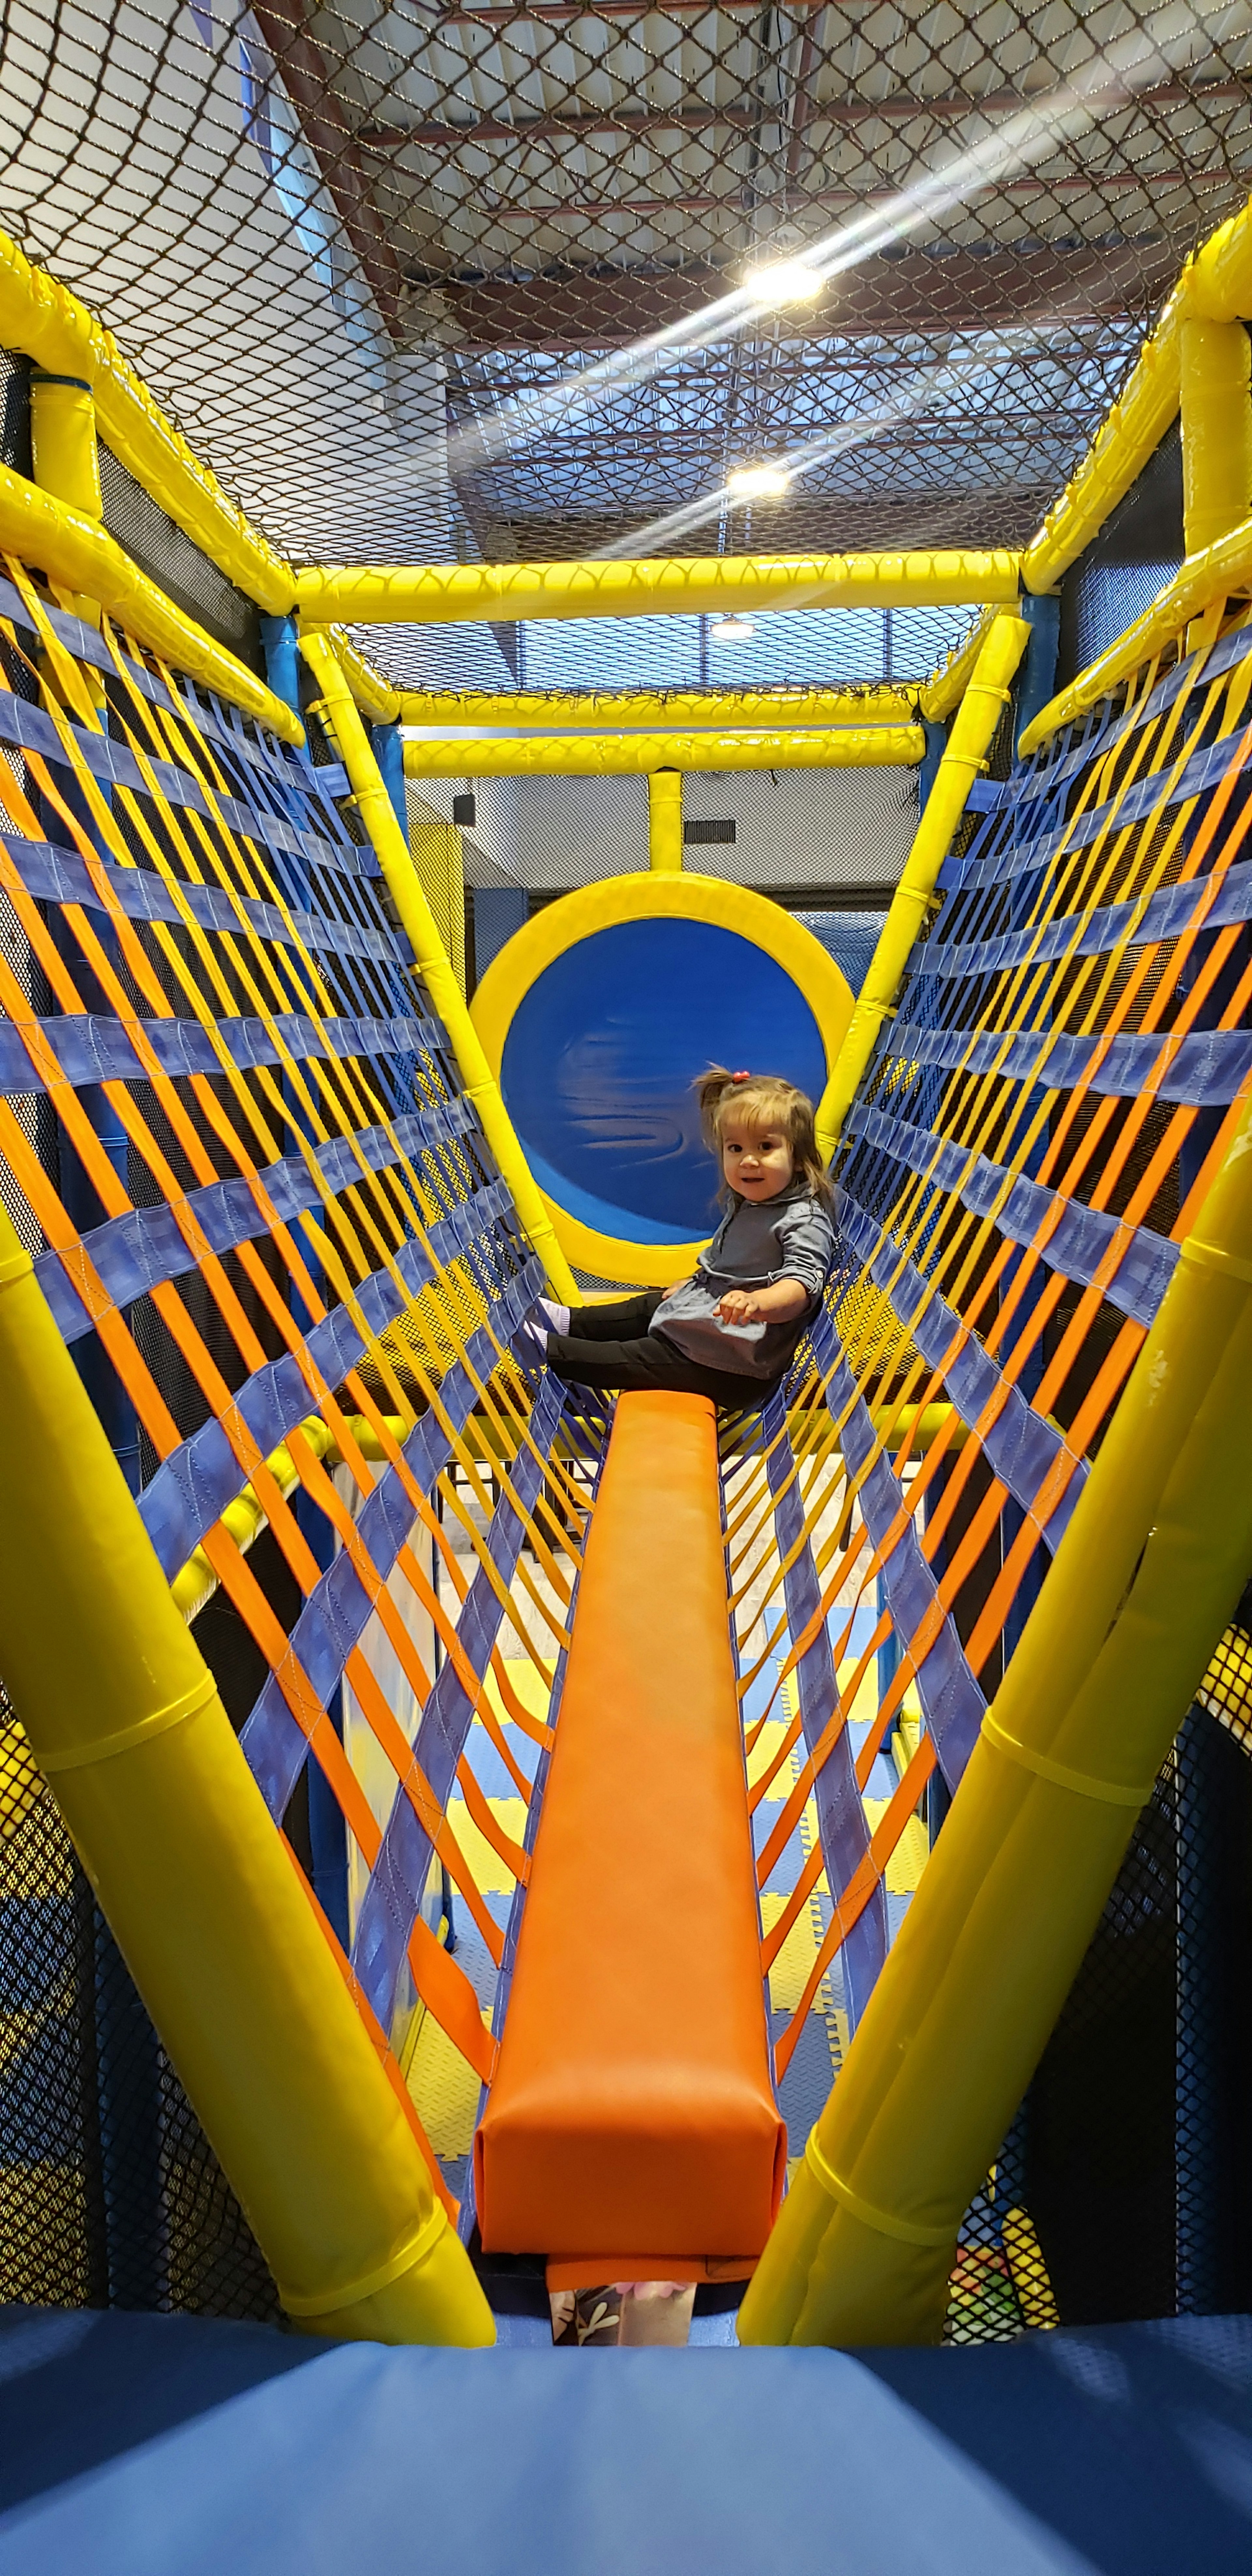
718,1277,809,1326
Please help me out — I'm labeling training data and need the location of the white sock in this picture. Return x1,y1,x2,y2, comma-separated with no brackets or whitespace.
539,1298,570,1336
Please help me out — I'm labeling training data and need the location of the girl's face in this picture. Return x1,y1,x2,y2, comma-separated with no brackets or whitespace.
721,1121,794,1203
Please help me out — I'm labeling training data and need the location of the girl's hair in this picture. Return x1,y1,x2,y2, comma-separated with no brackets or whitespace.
695,1065,832,1202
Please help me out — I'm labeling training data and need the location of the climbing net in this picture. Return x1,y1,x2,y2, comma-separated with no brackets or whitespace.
734,599,1252,2334
0,555,611,2253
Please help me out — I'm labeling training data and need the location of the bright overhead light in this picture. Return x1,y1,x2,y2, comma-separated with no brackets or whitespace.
710,616,756,642
741,256,825,309
726,462,792,500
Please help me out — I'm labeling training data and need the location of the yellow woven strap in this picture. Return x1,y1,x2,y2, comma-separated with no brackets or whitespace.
38,1671,218,1773
278,2199,447,2318
1180,1234,1252,1287
804,2127,954,2249
980,1710,1155,1807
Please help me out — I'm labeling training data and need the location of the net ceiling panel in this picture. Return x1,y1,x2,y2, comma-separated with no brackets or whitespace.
0,0,1249,690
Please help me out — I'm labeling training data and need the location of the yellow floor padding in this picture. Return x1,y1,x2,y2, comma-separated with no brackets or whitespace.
443,1796,529,1897
405,2005,488,2161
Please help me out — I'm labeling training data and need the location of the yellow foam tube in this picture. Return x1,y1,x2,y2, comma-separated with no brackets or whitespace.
305,625,401,725
301,628,576,1303
172,1414,342,1623
1183,193,1252,325
1024,193,1252,594
1022,315,1181,595
399,684,917,732
918,608,999,723
403,725,923,778
648,768,683,871
30,374,102,521
0,459,303,746
1019,509,1252,755
740,1097,1252,2348
300,551,1021,631
0,1207,493,2343
0,225,294,613
816,614,1031,1160
1180,317,1252,559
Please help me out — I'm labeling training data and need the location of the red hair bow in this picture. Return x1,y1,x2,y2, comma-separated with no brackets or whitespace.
731,1069,751,1082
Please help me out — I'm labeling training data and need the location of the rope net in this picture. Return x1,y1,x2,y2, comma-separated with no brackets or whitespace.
736,594,1252,2337
0,546,614,2297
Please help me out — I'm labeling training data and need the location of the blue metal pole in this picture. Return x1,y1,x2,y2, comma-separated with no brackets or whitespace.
1014,594,1062,747
259,611,303,725
372,719,409,835
917,718,946,815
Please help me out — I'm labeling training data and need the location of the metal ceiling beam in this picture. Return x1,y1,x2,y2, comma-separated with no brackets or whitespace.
361,82,1245,151
437,242,1175,345
249,0,409,336
478,174,1225,220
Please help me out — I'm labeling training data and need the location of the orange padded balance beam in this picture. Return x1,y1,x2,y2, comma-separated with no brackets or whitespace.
475,1391,785,2273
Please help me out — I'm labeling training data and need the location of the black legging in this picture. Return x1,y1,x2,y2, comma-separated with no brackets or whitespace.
545,1291,779,1408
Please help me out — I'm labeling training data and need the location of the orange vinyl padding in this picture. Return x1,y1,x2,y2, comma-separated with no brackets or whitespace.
475,1391,785,2268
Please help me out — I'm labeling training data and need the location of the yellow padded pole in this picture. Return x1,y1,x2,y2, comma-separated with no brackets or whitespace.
29,370,106,636
815,614,1031,1160
300,551,1021,631
0,225,294,612
1024,193,1252,594
1019,508,1252,755
403,725,923,779
305,624,401,725
1022,315,1182,595
648,768,683,871
918,608,998,723
302,627,576,1301
0,459,303,746
30,373,102,521
1180,317,1252,558
740,1090,1252,2348
0,1201,494,2345
399,685,917,732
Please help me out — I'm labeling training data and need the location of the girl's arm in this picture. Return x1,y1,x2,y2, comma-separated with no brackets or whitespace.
717,1277,809,1325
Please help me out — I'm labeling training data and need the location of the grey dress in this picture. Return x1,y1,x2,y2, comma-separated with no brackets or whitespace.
649,1181,837,1380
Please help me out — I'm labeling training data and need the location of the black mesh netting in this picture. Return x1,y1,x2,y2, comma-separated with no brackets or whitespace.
946,1607,1252,2344
0,1684,281,2324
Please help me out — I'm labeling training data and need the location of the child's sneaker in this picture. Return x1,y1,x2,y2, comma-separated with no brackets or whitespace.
510,1298,569,1371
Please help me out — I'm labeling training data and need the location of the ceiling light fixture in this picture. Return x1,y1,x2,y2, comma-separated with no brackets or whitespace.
725,462,792,499
710,616,757,642
741,257,826,309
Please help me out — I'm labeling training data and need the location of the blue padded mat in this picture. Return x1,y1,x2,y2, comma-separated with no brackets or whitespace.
2,2305,1252,2572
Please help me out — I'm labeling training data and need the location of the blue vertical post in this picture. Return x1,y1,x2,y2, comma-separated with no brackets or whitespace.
1014,594,1062,749
917,718,946,816
373,720,409,834
259,612,303,729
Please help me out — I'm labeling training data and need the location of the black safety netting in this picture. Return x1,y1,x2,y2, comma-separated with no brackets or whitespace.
0,1683,280,2323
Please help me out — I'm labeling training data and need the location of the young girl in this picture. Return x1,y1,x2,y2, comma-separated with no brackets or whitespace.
514,1067,836,1407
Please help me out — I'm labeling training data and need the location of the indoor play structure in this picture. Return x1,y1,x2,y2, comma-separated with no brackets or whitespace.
1,0,1252,2560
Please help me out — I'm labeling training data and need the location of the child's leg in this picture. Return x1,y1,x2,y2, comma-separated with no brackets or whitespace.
545,1323,767,1407
615,2281,697,2348
561,1292,663,1343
